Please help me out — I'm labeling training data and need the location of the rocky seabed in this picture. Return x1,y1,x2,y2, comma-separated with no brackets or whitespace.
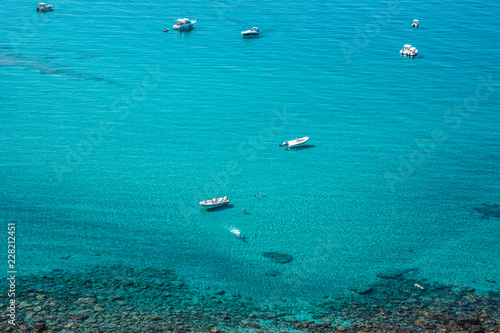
1,266,499,332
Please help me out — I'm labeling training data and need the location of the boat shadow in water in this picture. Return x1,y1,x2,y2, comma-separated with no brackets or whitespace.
204,204,234,212
287,144,315,151
174,29,194,35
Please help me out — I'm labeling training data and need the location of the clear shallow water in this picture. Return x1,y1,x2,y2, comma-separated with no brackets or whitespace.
1,0,499,306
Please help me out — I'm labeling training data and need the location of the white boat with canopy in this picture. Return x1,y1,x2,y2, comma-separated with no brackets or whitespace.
241,27,260,38
400,44,418,57
37,3,53,12
173,18,196,30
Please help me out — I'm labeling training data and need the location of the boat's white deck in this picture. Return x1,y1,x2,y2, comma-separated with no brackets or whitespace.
283,137,309,147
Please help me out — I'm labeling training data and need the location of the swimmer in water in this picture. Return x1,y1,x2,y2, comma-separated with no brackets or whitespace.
231,228,242,239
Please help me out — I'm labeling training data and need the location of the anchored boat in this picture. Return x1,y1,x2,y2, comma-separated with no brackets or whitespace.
241,27,260,38
400,44,418,57
280,137,309,148
173,18,196,31
36,3,53,12
199,197,229,208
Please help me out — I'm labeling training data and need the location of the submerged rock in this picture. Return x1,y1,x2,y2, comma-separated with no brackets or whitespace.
265,269,283,277
75,297,95,304
245,321,261,328
213,289,226,296
377,269,404,279
457,316,481,326
32,321,45,332
11,263,500,333
68,315,86,322
424,311,447,319
468,325,485,333
473,203,500,219
415,319,436,328
262,252,293,264
397,328,413,333
461,286,476,293
18,301,30,310
348,285,374,295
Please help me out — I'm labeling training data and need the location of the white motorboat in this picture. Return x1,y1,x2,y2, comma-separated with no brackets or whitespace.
400,44,418,57
241,27,260,38
200,197,229,208
173,18,196,31
411,19,419,28
280,137,309,148
36,3,53,12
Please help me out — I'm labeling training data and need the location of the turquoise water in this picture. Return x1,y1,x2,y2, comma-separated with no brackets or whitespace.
1,0,499,307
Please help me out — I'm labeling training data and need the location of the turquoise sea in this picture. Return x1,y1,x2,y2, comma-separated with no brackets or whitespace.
1,0,500,329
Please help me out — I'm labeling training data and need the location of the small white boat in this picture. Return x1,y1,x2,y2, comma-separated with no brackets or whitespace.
400,44,418,57
173,18,196,31
411,19,419,28
280,137,309,148
36,3,53,12
241,27,259,38
200,197,229,208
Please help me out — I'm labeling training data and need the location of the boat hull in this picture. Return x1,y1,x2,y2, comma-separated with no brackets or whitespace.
200,202,229,208
242,33,259,38
289,142,307,148
241,27,259,38
173,25,194,30
37,5,53,11
280,137,309,148
199,198,229,209
400,48,418,57
400,51,418,57
173,20,195,31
